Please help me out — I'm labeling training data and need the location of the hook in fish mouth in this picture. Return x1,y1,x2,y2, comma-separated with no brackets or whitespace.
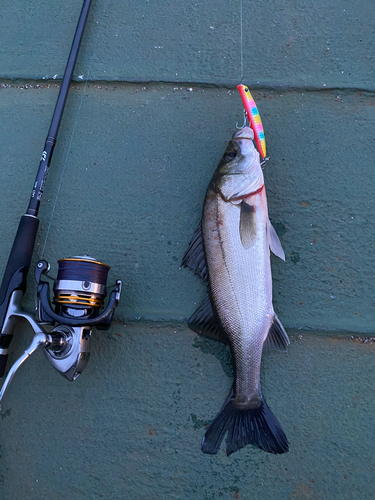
232,126,254,141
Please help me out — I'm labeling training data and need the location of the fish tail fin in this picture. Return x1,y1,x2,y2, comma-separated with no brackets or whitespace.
202,389,288,456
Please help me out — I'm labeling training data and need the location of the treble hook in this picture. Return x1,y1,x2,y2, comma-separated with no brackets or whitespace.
260,157,270,169
236,109,248,129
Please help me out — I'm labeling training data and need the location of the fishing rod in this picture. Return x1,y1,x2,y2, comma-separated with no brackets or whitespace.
0,0,121,407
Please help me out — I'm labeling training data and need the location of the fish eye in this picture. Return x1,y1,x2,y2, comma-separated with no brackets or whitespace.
224,150,237,161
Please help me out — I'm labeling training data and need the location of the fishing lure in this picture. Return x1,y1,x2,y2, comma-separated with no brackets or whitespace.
237,85,266,158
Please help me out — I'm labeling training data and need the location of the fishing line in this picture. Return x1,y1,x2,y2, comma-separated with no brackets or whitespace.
240,0,243,83
41,0,110,258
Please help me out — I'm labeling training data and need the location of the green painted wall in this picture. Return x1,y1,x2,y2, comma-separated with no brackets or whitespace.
0,0,374,498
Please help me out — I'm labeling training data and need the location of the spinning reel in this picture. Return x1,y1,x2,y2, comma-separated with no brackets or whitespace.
0,256,121,407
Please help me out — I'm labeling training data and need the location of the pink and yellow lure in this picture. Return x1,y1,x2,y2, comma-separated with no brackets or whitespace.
237,85,266,158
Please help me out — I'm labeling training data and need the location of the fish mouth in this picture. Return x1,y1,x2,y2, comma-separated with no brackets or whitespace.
232,126,256,156
232,126,254,141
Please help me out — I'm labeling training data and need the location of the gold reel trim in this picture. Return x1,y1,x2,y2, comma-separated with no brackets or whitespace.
54,293,104,308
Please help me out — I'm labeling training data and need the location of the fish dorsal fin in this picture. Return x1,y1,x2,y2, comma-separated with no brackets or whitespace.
263,314,290,351
188,295,228,344
267,220,285,260
181,221,208,280
239,201,257,249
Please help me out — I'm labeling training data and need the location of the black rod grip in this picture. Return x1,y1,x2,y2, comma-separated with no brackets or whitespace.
0,354,8,378
0,215,39,306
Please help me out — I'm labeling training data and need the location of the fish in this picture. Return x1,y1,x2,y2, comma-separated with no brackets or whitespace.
182,126,289,456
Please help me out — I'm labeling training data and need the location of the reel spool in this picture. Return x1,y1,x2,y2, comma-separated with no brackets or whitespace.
36,255,121,328
54,256,110,311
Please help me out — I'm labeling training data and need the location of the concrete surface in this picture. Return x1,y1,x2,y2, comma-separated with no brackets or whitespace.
0,0,374,498
0,323,374,500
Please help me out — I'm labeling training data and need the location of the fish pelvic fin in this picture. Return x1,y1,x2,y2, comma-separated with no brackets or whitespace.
181,221,208,280
263,314,290,352
202,388,289,456
188,295,228,344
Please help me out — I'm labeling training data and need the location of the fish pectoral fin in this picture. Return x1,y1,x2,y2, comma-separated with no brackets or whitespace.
263,314,290,351
188,295,228,344
181,221,208,281
267,219,285,260
239,201,257,249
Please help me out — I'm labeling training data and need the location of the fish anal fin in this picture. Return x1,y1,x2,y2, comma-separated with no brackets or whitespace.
263,314,290,352
267,219,285,260
239,201,257,249
181,221,208,280
188,295,228,344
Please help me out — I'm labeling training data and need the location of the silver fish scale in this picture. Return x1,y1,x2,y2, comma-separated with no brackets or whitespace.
203,188,274,409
